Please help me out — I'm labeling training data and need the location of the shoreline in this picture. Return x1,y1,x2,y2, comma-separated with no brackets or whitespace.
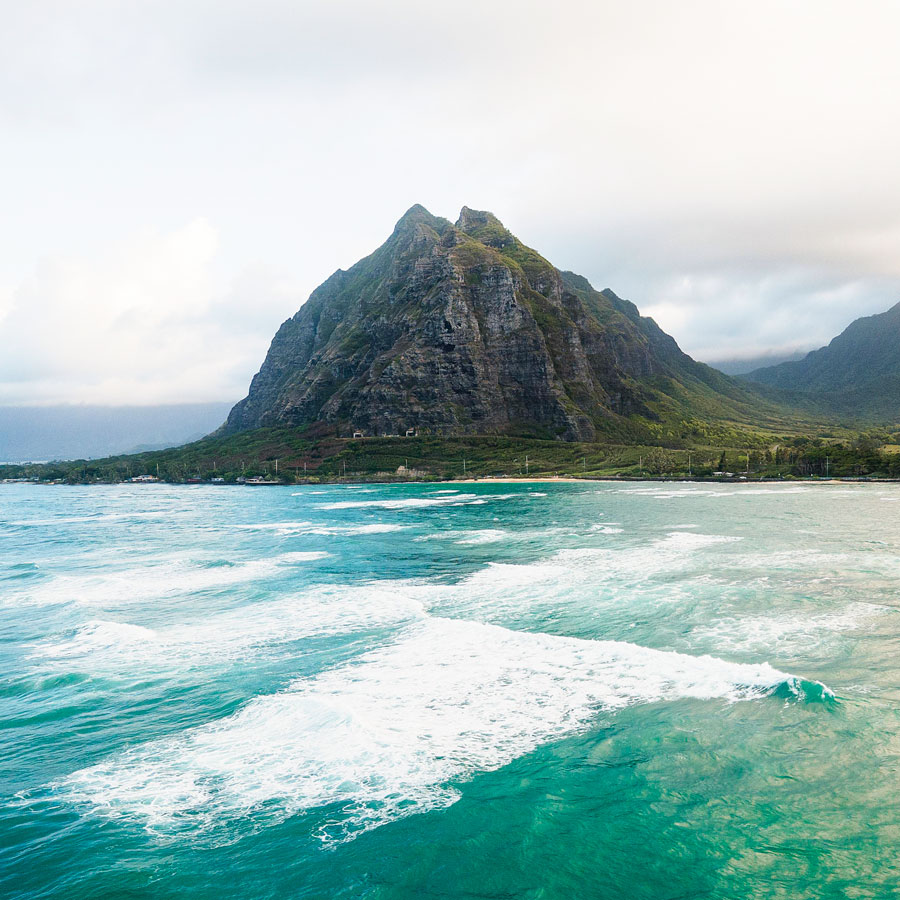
430,476,869,486
5,475,895,488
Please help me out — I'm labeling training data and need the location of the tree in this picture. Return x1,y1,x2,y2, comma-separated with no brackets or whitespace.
645,447,676,475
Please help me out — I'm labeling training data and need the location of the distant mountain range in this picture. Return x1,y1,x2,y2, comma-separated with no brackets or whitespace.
0,403,233,462
224,205,789,442
708,352,806,376
744,302,900,421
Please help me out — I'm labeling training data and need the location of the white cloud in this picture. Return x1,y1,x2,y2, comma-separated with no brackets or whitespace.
0,221,299,404
642,270,897,364
2,0,900,398
0,285,14,328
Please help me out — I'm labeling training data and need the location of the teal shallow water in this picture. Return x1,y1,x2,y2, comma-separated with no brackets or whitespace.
1,481,899,898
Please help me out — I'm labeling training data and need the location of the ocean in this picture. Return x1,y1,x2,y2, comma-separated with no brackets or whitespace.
1,480,898,898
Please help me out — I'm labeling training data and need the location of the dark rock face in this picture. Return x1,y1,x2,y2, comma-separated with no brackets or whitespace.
223,205,734,440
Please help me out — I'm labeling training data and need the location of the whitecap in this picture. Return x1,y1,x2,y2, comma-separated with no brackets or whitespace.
58,618,820,842
236,522,406,537
317,494,478,510
11,551,328,609
657,532,741,550
453,529,508,545
694,602,891,654
32,587,424,673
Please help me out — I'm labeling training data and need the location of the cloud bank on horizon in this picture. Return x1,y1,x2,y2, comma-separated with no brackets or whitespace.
2,0,900,405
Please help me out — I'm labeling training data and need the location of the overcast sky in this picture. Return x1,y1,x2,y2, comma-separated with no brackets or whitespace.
3,0,900,405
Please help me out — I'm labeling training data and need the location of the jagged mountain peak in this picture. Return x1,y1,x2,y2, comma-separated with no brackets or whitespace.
223,206,767,441
390,204,449,237
456,206,503,229
455,206,515,249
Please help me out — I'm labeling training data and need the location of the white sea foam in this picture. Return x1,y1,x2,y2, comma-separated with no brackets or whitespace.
724,487,809,495
464,560,566,589
235,521,316,533
277,552,330,563
8,510,174,527
612,486,813,500
453,529,508,545
39,620,158,658
414,528,509,544
317,494,479,510
657,531,741,550
336,523,407,535
12,551,328,609
694,602,890,654
33,587,424,672
236,522,406,536
59,617,809,842
414,532,744,622
614,487,719,498
315,492,531,511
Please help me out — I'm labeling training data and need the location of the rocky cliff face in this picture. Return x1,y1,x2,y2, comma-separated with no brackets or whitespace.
224,205,753,440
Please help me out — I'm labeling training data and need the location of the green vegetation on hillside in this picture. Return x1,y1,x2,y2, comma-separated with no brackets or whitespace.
744,301,900,423
6,424,900,485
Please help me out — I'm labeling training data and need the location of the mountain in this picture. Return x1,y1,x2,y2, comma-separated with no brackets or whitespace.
223,205,784,442
0,402,234,463
707,351,806,376
745,302,900,420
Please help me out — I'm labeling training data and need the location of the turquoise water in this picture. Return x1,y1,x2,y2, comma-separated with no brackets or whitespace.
2,481,900,899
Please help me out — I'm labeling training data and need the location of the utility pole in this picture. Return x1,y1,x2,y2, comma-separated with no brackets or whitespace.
463,458,466,475
275,458,278,475
525,455,529,475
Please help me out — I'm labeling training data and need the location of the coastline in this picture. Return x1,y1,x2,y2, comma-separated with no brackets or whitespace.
5,475,892,488
438,476,863,486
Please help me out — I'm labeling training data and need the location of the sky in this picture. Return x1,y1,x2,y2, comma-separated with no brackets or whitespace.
3,0,900,406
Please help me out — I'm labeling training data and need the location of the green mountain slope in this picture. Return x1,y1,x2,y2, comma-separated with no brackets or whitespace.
745,302,900,422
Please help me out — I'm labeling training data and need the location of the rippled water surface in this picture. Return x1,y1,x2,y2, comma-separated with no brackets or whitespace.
2,481,900,898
